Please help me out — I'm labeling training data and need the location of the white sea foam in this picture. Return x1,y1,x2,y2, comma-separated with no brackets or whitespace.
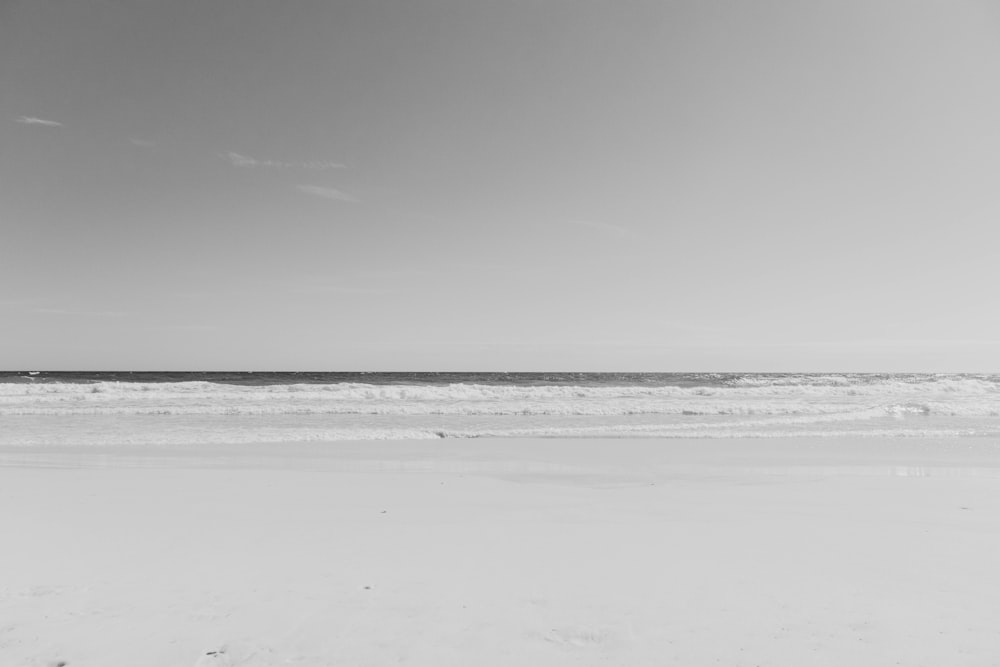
2,376,998,444
0,378,997,416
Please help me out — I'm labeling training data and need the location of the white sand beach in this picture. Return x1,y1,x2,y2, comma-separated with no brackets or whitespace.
3,437,1000,667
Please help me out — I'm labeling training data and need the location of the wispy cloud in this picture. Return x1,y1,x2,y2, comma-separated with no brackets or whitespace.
296,185,359,203
164,324,219,332
129,138,156,148
33,307,127,317
222,152,345,170
292,275,400,295
771,338,1000,349
567,219,638,239
306,285,394,294
16,116,63,127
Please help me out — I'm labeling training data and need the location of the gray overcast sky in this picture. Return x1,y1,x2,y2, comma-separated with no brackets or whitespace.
2,0,999,371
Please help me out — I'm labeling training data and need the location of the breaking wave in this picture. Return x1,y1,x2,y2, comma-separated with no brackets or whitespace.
2,373,999,443
1,376,998,417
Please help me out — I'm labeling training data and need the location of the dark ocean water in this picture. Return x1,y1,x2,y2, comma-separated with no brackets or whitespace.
0,370,734,386
0,370,981,387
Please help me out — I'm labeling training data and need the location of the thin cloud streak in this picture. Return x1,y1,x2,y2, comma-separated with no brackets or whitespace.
304,285,396,294
164,324,219,332
567,219,638,238
775,339,1000,349
296,185,359,203
129,138,156,147
292,275,401,295
33,308,127,317
16,116,63,127
222,152,346,170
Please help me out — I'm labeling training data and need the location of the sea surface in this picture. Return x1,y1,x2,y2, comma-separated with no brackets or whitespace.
1,372,999,445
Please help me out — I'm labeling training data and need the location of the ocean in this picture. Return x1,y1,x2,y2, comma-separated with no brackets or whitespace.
1,371,999,445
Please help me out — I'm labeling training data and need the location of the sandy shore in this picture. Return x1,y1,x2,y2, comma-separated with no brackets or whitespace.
3,437,1000,666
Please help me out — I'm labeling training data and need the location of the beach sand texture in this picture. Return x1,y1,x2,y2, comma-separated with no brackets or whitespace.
3,437,1000,666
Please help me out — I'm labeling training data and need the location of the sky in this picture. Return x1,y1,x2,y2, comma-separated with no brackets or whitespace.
2,0,1000,371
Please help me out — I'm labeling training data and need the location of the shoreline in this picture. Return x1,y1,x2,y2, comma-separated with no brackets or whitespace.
2,435,999,473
